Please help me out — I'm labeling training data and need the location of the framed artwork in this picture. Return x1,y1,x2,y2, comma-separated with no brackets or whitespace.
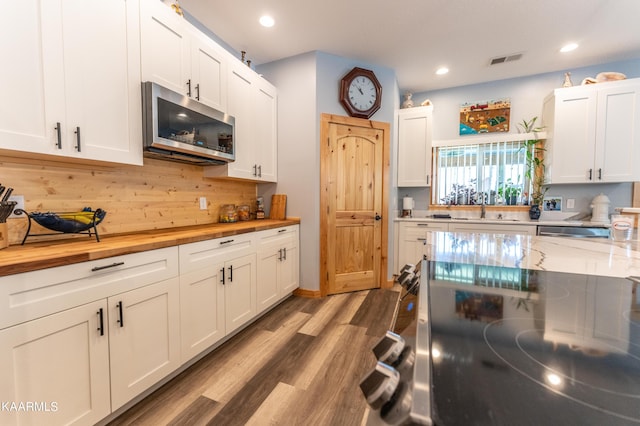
543,196,562,211
459,98,511,135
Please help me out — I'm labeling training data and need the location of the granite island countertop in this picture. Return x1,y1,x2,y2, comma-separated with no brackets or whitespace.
424,231,640,278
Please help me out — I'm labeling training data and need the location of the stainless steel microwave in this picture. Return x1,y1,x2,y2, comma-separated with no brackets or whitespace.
142,82,235,165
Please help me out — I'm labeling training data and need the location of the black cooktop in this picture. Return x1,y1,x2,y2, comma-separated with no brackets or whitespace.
426,261,640,426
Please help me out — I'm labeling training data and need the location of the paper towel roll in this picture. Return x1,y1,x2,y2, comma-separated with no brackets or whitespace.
403,197,414,210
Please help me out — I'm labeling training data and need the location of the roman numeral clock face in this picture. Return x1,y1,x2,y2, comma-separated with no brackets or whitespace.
339,67,382,119
348,76,376,111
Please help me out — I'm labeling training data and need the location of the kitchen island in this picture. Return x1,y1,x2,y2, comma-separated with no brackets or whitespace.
366,231,640,425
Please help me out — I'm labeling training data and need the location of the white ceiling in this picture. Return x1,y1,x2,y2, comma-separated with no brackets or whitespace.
179,0,640,93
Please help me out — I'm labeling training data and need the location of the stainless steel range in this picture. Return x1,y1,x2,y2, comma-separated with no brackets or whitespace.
361,258,640,425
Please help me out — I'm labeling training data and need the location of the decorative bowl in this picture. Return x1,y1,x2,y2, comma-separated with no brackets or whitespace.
30,208,107,233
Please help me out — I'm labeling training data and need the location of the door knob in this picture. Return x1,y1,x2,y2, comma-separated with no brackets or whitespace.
375,214,382,221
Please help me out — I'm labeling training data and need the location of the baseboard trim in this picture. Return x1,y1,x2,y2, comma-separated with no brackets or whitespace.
293,288,322,298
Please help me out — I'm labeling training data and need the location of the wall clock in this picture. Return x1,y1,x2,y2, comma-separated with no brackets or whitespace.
339,67,382,119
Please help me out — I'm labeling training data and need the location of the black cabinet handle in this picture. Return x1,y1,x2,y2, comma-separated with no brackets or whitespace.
54,122,62,149
258,165,262,177
253,164,258,177
598,168,602,180
219,239,235,245
116,301,124,327
187,79,192,97
228,265,233,282
97,308,104,336
278,248,283,261
195,83,200,100
283,247,287,260
278,229,286,233
220,267,225,285
588,168,593,180
74,126,81,152
91,261,124,272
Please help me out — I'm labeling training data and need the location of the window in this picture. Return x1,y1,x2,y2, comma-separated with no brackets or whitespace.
433,140,531,205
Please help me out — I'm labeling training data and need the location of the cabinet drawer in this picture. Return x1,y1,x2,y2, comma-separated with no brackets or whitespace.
179,233,255,274
257,225,298,249
0,247,178,330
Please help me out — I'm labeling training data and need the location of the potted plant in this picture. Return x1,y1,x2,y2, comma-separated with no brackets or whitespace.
500,178,521,205
518,117,547,219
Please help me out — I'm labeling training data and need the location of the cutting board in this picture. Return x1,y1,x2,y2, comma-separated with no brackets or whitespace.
270,194,287,220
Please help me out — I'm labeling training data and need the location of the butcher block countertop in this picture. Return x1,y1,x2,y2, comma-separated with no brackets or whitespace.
0,218,300,277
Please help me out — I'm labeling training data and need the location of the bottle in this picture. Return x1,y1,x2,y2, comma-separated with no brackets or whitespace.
256,197,265,219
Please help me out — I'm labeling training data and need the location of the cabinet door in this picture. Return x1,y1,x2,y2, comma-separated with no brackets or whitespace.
0,300,110,426
224,63,258,179
180,263,226,361
0,0,61,156
190,30,227,111
254,79,278,182
224,253,257,334
257,247,280,313
596,83,640,182
547,89,597,183
397,106,433,187
398,223,447,267
109,277,181,410
279,242,299,295
62,0,142,165
140,0,190,95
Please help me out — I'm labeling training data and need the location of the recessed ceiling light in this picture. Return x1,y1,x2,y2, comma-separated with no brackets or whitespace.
436,67,449,75
560,43,578,53
259,15,275,27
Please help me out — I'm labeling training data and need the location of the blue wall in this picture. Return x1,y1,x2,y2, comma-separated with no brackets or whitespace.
402,58,640,214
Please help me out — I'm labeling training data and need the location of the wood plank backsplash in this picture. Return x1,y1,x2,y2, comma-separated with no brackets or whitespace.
1,156,256,245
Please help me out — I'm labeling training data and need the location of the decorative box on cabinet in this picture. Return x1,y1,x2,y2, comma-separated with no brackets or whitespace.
140,0,227,111
0,0,143,166
203,60,278,182
542,79,640,183
256,225,299,314
397,105,433,187
0,247,179,425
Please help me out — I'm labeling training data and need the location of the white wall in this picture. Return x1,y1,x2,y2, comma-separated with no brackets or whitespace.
404,58,640,214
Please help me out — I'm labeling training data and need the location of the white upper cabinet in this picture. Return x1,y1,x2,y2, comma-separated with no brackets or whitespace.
204,60,278,182
397,106,433,187
0,0,143,165
140,0,227,111
542,79,640,184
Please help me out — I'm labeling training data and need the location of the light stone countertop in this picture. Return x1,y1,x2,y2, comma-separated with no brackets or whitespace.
424,231,640,278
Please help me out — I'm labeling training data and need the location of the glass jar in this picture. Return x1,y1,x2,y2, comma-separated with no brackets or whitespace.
219,204,238,223
237,205,250,221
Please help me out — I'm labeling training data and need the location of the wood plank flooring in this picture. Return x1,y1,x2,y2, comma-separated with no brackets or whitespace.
107,288,399,426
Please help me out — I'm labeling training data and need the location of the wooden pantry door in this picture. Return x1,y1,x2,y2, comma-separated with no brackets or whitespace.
320,114,389,295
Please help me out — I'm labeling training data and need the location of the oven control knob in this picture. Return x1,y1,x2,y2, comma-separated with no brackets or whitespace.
373,331,406,364
359,361,400,410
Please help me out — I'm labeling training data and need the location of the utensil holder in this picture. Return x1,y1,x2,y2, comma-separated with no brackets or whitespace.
0,223,8,249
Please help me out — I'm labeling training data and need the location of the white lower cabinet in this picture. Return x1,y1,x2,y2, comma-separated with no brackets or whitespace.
257,226,299,314
178,234,257,362
397,222,448,268
0,300,111,426
108,277,181,410
0,225,298,425
0,247,179,426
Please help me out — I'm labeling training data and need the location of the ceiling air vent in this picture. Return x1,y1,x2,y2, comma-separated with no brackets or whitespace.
490,53,523,66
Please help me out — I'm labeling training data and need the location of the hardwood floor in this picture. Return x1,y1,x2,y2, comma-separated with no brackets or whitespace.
107,288,399,426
